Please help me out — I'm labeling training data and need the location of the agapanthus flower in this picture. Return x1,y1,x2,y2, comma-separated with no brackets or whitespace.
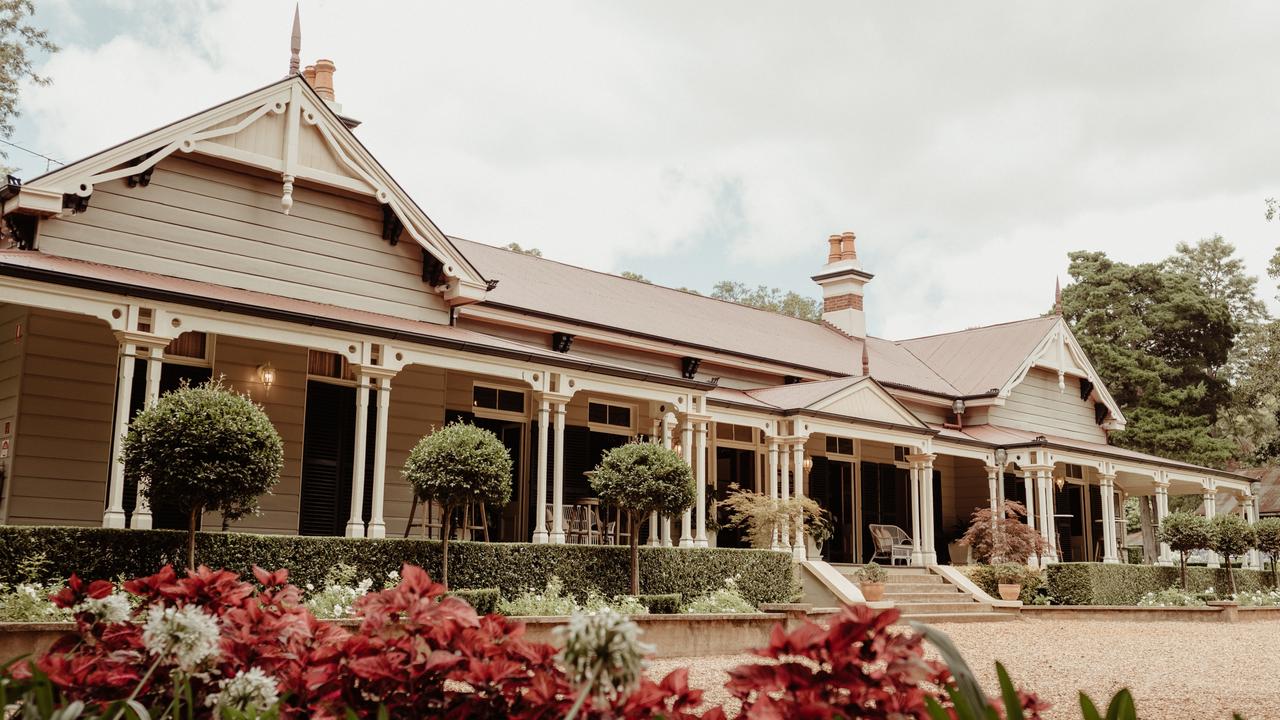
73,592,132,625
205,666,280,714
142,603,221,672
556,608,652,701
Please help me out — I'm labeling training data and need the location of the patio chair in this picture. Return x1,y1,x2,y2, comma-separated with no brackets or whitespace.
869,524,914,565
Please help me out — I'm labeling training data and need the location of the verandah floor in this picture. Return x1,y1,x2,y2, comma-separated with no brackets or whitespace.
647,617,1280,719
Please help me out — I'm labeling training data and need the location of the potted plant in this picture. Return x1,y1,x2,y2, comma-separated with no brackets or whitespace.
991,562,1026,602
855,562,888,602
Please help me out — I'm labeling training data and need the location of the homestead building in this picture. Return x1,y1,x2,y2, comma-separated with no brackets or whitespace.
0,62,1259,568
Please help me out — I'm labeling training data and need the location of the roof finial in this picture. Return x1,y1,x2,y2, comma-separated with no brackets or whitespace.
1054,277,1063,316
288,3,301,76
861,341,870,376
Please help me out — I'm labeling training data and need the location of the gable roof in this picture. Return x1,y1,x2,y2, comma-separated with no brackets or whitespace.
18,75,490,305
898,316,1059,396
711,375,929,430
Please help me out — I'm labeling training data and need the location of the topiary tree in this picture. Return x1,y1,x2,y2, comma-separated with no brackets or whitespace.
1159,512,1212,590
1253,517,1280,588
122,378,283,569
403,422,513,588
1209,514,1256,596
589,442,695,595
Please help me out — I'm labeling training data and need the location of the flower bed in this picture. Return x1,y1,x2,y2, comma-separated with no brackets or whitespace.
0,525,795,607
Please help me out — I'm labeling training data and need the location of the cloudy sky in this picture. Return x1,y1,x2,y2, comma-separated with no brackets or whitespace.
9,0,1280,338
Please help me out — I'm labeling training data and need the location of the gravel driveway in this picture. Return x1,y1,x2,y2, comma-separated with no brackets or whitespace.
647,618,1280,719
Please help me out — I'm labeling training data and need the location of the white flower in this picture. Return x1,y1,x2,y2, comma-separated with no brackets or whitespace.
142,604,221,672
205,666,279,714
74,593,132,624
305,582,315,592
556,608,652,700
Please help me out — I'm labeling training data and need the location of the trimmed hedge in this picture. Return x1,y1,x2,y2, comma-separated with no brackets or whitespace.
0,526,796,607
1046,562,1276,605
637,593,682,614
448,588,501,615
962,564,1044,604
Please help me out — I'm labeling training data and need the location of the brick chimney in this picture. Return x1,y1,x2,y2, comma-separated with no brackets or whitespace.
812,231,874,338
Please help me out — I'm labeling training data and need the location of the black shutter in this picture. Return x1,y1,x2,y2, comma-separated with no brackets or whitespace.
299,381,356,536
563,426,593,503
808,455,829,510
932,469,944,550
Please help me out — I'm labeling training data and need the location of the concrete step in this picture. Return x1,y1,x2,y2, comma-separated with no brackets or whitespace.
889,601,990,614
895,611,1020,624
880,582,959,594
883,574,945,584
881,591,969,602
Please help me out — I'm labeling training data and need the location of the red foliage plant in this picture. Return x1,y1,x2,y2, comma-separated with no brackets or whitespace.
9,564,1041,720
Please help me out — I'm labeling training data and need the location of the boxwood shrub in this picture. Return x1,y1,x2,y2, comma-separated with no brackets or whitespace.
0,526,795,607
1047,562,1275,605
447,588,501,615
637,593,682,614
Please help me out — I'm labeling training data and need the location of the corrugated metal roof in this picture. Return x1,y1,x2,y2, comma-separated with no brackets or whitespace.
453,237,962,396
744,376,862,409
898,316,1059,396
0,250,685,383
1240,467,1280,515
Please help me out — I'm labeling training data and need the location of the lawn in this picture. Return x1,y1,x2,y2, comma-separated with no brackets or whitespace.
648,618,1280,719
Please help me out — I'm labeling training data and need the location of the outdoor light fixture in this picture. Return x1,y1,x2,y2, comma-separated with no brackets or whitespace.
257,363,276,388
803,457,813,472
994,447,1007,468
673,442,683,457
1055,475,1066,491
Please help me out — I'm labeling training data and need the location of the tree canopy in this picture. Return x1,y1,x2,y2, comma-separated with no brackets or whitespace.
0,0,56,168
1061,250,1237,467
709,281,821,322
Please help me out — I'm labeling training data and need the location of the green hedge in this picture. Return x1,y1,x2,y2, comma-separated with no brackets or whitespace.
1046,562,1276,605
962,564,1045,604
637,593,681,614
0,527,796,607
447,588,501,615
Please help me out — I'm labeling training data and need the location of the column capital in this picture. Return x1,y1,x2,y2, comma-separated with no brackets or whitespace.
906,452,936,466
534,391,573,406
1201,478,1217,492
113,330,170,352
352,365,398,382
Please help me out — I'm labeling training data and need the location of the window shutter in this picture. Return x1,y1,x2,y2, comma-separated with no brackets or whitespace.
299,382,356,536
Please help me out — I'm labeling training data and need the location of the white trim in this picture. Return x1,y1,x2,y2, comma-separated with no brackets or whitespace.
471,381,530,422
586,398,638,436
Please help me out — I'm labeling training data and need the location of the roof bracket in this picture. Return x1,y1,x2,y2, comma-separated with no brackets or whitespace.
125,149,161,188
681,356,701,379
1094,402,1109,425
422,250,445,286
1079,378,1094,401
552,332,574,353
381,204,404,245
61,192,90,214
3,213,37,250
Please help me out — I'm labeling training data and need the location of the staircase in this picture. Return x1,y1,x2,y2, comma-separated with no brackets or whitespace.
836,566,1018,624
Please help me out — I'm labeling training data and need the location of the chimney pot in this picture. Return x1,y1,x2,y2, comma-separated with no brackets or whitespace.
302,64,317,86
826,234,842,264
312,58,336,101
840,231,857,261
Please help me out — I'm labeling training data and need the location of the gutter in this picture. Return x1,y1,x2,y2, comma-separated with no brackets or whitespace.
706,397,938,438
997,437,1256,483
0,263,717,391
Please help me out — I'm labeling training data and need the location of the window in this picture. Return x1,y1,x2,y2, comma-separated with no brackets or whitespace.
825,436,854,456
893,445,911,463
308,350,354,381
715,423,755,444
1064,463,1084,480
588,401,633,431
165,331,209,363
473,384,526,418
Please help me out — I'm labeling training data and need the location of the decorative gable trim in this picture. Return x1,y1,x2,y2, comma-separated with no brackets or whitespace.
805,377,930,430
21,76,489,306
1001,317,1125,430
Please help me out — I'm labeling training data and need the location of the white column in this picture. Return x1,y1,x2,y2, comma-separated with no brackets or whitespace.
792,441,806,560
532,398,550,543
985,465,1000,515
550,402,567,544
104,341,137,529
1023,472,1036,532
131,345,164,530
767,439,780,550
694,421,708,547
1039,469,1058,563
908,462,924,566
367,377,392,538
779,439,791,551
1099,473,1118,563
345,374,371,538
1153,481,1172,566
1202,481,1218,568
679,416,694,547
920,455,936,565
1248,483,1262,568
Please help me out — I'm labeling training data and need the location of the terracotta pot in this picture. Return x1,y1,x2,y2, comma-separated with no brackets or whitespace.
997,583,1022,601
860,581,885,602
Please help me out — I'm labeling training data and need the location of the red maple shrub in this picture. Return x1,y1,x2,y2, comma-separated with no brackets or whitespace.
7,563,1046,720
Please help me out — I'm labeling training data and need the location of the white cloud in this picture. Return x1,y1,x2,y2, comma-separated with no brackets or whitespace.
13,0,1280,340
